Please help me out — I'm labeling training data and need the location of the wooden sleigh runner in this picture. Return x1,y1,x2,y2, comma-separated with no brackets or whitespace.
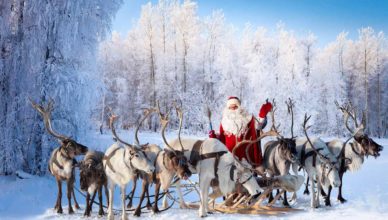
180,174,305,215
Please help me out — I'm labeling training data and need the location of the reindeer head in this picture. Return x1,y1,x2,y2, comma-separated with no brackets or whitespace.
79,157,105,191
336,101,384,158
233,159,261,196
278,138,298,163
165,150,191,180
354,134,383,158
109,114,155,174
61,139,88,158
30,98,88,158
127,147,155,174
156,101,192,180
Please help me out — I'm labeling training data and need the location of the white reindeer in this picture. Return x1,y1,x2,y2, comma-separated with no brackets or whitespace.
166,127,278,217
292,115,341,208
103,115,155,220
322,101,384,205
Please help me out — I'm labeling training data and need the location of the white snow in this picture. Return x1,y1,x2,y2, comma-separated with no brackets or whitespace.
0,131,387,220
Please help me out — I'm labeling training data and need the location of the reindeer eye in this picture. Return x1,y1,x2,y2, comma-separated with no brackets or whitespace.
135,154,139,157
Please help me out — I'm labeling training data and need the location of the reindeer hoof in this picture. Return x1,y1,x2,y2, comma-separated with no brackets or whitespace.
126,201,133,209
338,197,347,203
133,208,141,217
68,208,75,214
152,206,160,213
57,207,63,214
303,190,310,195
75,204,80,209
83,211,91,217
98,210,105,216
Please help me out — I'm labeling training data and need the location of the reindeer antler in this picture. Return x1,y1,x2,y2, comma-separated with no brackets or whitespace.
174,102,185,152
156,101,175,151
302,114,333,166
30,98,69,140
109,114,133,148
335,101,365,136
286,98,296,139
134,108,156,146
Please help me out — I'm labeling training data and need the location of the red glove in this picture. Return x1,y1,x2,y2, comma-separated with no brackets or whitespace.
208,130,217,138
259,101,272,119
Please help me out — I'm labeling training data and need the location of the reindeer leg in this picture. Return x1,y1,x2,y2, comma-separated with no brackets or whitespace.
303,176,310,195
145,183,152,210
72,187,80,209
56,179,63,214
175,179,187,208
198,177,211,217
268,191,274,203
67,179,74,214
153,182,161,213
338,171,347,203
84,192,91,217
98,186,105,216
90,190,97,213
70,168,80,210
107,184,114,220
324,185,332,206
127,179,137,208
104,183,109,207
120,185,127,220
283,191,290,207
310,176,317,208
134,180,147,217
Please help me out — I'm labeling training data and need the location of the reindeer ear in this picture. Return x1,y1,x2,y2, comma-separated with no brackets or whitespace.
345,158,352,166
165,150,175,159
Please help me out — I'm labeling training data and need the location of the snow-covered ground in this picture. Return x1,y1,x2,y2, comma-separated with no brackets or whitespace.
1,131,388,220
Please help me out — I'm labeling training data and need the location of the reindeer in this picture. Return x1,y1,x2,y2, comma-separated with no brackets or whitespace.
150,103,192,213
164,115,278,217
125,106,192,216
30,99,88,214
292,114,342,208
260,99,298,207
320,101,384,205
79,150,109,217
103,115,155,220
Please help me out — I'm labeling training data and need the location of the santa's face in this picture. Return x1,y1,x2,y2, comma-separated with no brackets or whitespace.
228,104,239,111
222,105,252,136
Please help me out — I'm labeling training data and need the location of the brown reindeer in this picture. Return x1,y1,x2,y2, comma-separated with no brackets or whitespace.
260,99,298,207
79,150,109,216
30,98,88,214
127,103,192,216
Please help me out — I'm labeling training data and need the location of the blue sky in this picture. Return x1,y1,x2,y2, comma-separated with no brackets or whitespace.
112,0,388,46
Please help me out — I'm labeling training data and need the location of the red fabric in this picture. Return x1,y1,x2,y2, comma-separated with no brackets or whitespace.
259,102,272,118
208,130,217,138
228,96,239,101
217,117,263,167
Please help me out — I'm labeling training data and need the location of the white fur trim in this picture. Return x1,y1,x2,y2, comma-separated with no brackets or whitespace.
258,117,265,123
221,107,252,136
226,98,240,108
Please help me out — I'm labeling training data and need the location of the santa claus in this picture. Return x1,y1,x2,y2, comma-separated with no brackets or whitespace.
209,97,272,166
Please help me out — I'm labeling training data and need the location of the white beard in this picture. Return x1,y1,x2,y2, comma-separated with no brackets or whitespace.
221,107,252,136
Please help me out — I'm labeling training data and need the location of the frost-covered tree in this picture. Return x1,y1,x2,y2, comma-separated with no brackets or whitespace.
0,0,122,175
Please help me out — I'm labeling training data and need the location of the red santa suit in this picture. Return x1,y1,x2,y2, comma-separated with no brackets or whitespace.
209,97,272,167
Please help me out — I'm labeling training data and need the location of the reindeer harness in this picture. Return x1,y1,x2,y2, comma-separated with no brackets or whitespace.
189,140,227,179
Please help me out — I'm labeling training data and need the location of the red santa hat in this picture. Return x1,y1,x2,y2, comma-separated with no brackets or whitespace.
226,96,241,108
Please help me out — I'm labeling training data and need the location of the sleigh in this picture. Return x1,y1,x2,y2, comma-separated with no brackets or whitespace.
174,174,305,215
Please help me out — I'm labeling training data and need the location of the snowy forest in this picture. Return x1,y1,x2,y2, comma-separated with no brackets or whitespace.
1,0,388,175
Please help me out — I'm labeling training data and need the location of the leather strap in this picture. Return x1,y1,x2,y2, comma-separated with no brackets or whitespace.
103,147,121,173
189,140,204,167
230,164,236,181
